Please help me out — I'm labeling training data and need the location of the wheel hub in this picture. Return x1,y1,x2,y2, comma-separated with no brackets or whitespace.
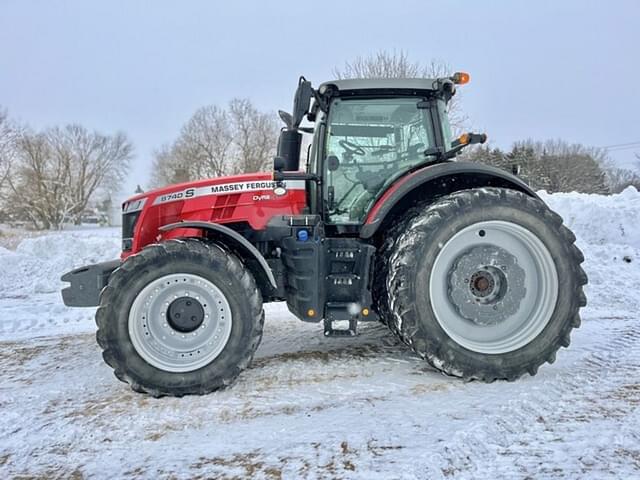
167,297,205,333
448,244,526,326
469,270,495,298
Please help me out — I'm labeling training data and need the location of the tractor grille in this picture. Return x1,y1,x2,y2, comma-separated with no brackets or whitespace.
122,211,140,251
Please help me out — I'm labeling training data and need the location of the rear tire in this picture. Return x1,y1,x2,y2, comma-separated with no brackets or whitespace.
383,188,587,381
96,239,264,396
373,204,424,328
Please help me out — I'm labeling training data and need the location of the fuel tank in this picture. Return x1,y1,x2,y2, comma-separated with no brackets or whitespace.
121,172,307,257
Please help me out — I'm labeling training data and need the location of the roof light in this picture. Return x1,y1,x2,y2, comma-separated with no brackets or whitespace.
451,72,470,85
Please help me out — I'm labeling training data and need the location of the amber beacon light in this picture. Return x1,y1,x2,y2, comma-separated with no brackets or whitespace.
451,72,470,85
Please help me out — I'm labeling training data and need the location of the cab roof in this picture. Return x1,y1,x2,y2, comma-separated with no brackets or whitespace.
318,78,442,93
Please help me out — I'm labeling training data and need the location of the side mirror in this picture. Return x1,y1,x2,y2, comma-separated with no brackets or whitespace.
452,132,487,148
327,155,340,171
443,132,488,160
273,157,286,172
292,78,313,128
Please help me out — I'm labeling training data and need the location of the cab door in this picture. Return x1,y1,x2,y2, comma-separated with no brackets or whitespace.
321,96,438,227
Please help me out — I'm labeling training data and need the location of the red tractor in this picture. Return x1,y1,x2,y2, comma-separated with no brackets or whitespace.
62,74,587,396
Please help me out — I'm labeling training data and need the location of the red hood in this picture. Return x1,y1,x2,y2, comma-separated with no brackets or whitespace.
122,171,307,257
124,171,274,205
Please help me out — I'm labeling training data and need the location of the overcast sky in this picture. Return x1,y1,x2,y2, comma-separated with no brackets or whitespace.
1,0,639,198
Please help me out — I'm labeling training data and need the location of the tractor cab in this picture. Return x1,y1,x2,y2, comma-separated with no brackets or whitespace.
274,74,484,233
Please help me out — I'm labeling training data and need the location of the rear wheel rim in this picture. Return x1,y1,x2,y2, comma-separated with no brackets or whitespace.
128,273,233,372
429,220,558,354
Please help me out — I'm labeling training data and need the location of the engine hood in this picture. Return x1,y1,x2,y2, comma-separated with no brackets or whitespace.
121,171,307,257
123,171,280,207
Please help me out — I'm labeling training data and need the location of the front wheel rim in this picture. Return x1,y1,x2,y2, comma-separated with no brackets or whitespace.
128,273,233,372
429,220,559,354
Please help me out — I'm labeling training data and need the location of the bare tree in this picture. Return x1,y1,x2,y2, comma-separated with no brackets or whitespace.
229,98,279,174
522,139,609,194
334,50,425,79
151,99,279,187
179,105,234,178
332,49,466,130
602,162,640,193
150,106,234,187
0,107,18,195
6,130,69,229
6,125,132,229
150,144,185,187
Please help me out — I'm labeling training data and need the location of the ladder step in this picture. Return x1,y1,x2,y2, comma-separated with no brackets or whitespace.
327,274,359,285
329,248,359,259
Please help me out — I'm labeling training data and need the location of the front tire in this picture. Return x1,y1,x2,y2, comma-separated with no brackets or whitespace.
385,188,587,381
96,239,264,396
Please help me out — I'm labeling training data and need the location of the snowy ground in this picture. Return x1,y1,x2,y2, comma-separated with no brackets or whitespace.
1,189,639,479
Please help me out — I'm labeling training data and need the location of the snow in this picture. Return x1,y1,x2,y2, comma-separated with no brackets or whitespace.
1,191,640,478
540,186,640,248
541,187,640,318
0,228,120,341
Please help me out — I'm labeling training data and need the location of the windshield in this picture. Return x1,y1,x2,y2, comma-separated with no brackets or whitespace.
324,97,437,223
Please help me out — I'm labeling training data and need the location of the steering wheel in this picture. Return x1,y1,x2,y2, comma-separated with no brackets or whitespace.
339,139,366,156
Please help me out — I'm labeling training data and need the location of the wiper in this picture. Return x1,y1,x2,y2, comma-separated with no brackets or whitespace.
423,146,445,157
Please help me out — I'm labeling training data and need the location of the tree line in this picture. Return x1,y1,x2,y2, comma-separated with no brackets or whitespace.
462,139,640,194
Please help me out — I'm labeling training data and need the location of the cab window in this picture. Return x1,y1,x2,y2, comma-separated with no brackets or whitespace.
324,97,437,223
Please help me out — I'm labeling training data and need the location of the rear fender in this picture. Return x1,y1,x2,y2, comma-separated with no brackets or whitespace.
361,161,538,239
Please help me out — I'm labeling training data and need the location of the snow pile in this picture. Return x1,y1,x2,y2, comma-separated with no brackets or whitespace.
0,228,120,296
540,186,640,248
540,186,640,316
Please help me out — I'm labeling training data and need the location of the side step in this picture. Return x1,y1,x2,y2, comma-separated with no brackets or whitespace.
323,302,357,337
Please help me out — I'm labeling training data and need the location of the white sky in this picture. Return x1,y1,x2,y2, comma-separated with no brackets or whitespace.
1,0,639,199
